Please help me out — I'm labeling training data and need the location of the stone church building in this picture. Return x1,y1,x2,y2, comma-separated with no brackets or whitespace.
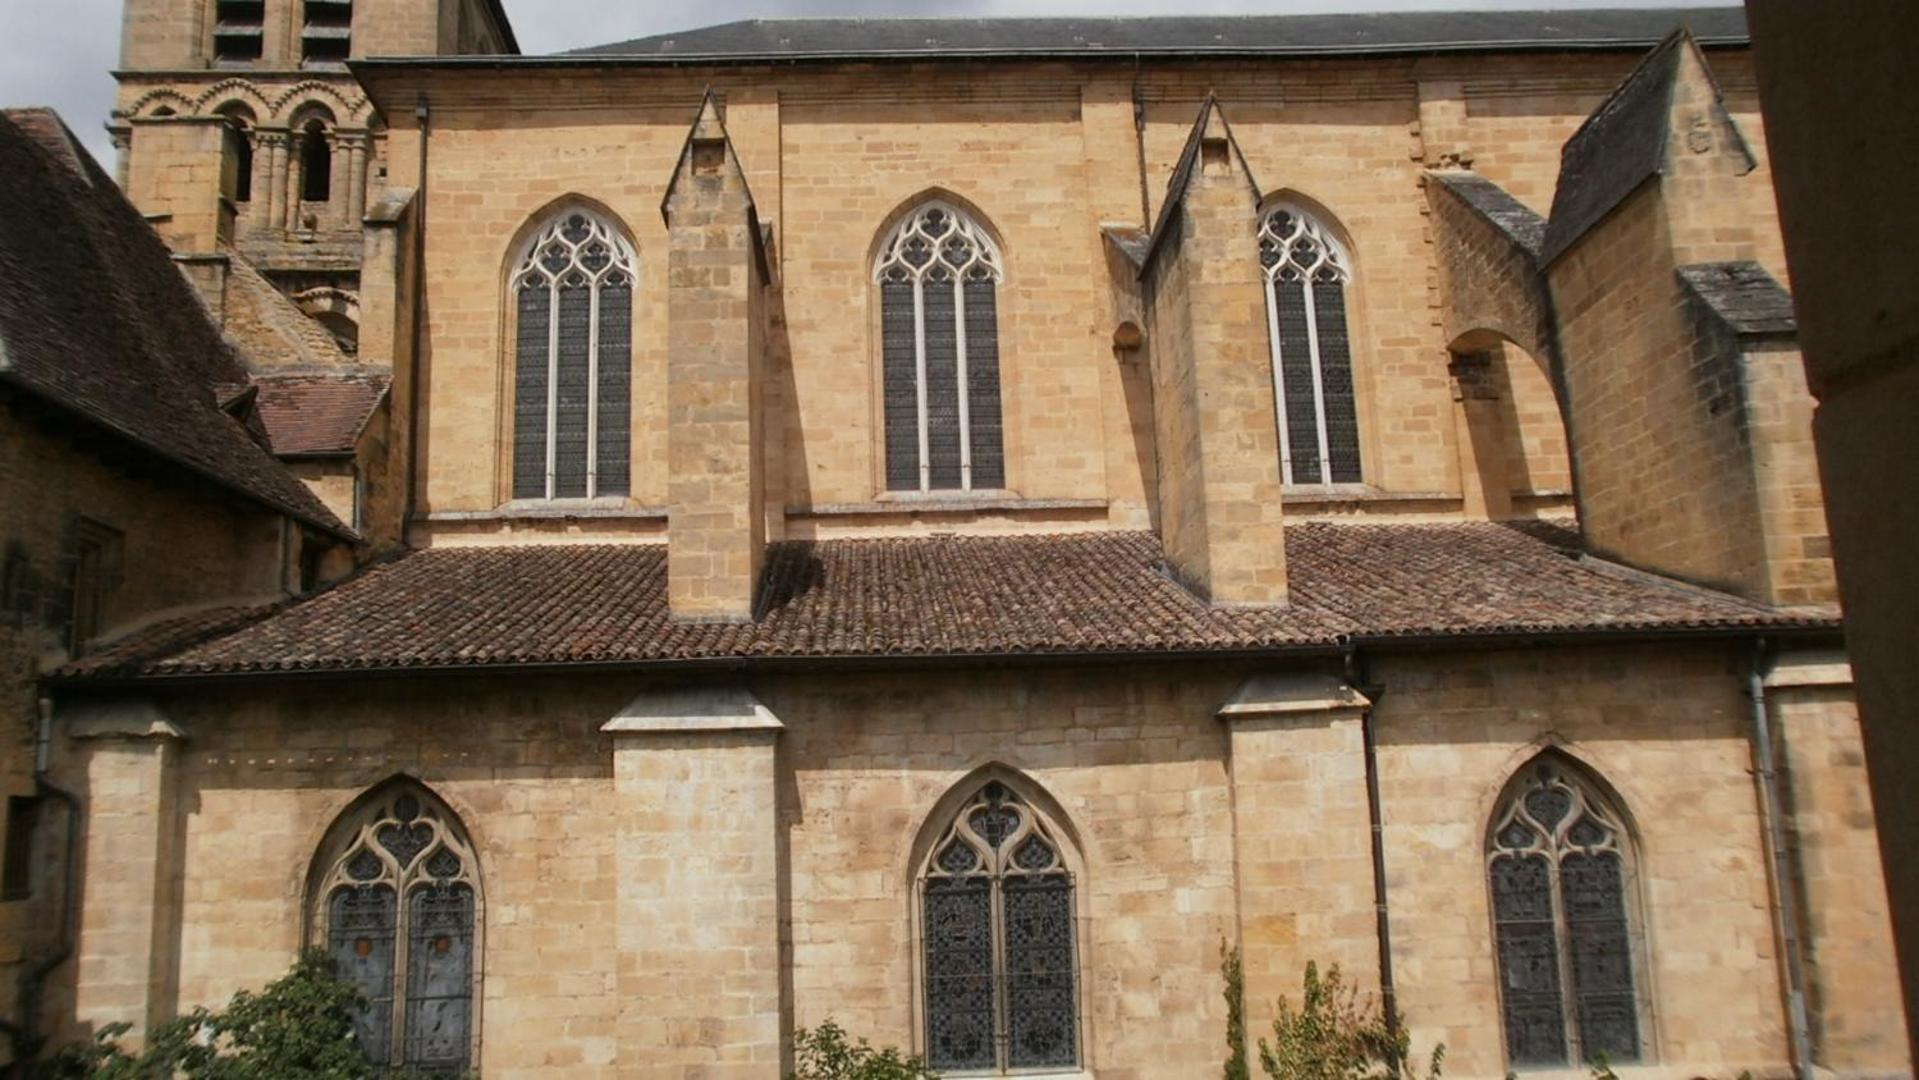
0,2,1907,1077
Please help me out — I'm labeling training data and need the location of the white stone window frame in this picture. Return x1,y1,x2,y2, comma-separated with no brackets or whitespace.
1258,200,1359,487
509,208,639,501
307,783,485,1072
873,200,1006,494
1484,754,1659,1071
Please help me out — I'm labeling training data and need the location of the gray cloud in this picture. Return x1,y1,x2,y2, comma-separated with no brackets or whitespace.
0,0,1735,168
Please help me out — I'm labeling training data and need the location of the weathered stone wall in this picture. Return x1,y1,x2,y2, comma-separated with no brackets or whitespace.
45,643,1907,1077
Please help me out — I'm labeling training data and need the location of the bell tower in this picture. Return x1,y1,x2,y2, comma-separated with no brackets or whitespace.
109,0,518,353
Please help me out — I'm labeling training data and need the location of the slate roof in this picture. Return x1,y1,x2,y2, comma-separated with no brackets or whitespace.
1678,262,1797,337
0,109,351,539
1429,172,1547,258
53,523,1829,681
569,9,1747,61
253,373,390,457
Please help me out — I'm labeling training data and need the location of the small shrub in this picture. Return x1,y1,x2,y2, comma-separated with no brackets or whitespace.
1223,941,1251,1080
789,1020,939,1080
36,950,466,1079
1257,961,1443,1080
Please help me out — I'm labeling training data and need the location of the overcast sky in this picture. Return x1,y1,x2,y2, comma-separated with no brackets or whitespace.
3,0,1736,168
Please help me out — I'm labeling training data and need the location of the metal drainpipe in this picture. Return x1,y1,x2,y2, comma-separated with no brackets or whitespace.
5,696,81,1071
1748,639,1815,1079
1349,648,1399,1035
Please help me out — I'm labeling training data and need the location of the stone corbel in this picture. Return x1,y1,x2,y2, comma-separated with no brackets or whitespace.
600,685,784,737
1216,671,1374,727
62,697,187,742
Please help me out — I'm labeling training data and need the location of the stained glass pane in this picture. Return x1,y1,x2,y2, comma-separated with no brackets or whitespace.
513,283,550,499
1526,786,1573,832
406,882,474,1071
1563,852,1639,1062
596,280,632,498
553,282,592,498
962,281,1004,489
924,877,995,1072
1312,282,1362,483
968,801,1020,852
922,282,962,490
377,823,431,870
1272,281,1322,483
328,884,396,1066
881,281,920,491
1491,853,1567,1065
1003,874,1079,1070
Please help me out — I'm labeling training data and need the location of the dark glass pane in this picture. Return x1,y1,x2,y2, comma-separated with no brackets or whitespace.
968,803,1020,852
554,282,592,498
923,877,995,1072
1013,835,1055,871
1563,852,1639,1062
596,281,632,498
881,281,920,491
922,282,962,490
376,822,431,870
1272,281,1322,483
406,882,475,1071
328,884,396,1065
1526,786,1573,832
936,839,978,875
962,281,1004,489
513,283,550,499
1491,854,1567,1065
1003,875,1079,1070
1312,282,1362,483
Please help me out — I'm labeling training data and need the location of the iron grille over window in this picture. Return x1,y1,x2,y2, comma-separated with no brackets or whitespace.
874,202,1005,493
1258,204,1362,485
922,781,1078,1073
1489,756,1644,1068
510,209,636,500
315,786,479,1072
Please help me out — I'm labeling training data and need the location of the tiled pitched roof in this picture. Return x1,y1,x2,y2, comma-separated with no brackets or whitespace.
253,374,390,457
0,109,350,538
568,9,1748,60
57,524,1829,681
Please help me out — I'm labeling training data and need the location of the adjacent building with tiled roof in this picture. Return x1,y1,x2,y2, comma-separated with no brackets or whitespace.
4,5,1903,1079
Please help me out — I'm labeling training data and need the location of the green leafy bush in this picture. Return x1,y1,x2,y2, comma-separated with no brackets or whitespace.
1257,961,1443,1080
37,950,462,1079
1222,941,1251,1080
788,1020,939,1080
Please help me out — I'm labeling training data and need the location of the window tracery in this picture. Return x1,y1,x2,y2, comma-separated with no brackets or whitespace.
314,786,479,1073
921,780,1078,1073
509,208,636,500
1488,756,1644,1068
874,202,1005,493
1258,203,1363,485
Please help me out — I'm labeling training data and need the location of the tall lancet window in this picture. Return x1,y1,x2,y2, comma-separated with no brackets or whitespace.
1259,203,1363,485
1488,755,1646,1068
875,202,1005,493
312,783,481,1072
510,209,635,500
921,780,1078,1073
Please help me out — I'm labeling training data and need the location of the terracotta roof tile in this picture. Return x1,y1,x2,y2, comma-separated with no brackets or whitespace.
0,109,349,538
253,374,390,457
57,524,1830,681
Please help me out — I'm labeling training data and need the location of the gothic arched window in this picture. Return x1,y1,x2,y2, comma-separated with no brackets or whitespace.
1259,202,1362,485
1488,755,1646,1068
874,201,1005,493
313,784,480,1073
510,208,636,500
921,780,1078,1073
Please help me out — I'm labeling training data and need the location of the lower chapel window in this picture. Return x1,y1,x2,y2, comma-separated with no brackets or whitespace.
511,209,635,501
922,781,1079,1073
1259,203,1362,485
315,786,479,1072
1489,756,1645,1067
875,202,1006,494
